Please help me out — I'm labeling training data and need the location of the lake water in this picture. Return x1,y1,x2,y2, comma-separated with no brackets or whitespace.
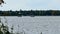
0,16,60,34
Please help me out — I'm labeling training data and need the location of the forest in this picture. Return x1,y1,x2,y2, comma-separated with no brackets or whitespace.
0,10,60,16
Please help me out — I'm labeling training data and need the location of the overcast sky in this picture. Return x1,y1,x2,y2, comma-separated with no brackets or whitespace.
0,0,60,10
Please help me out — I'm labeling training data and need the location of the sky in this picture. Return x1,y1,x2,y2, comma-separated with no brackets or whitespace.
0,0,60,10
